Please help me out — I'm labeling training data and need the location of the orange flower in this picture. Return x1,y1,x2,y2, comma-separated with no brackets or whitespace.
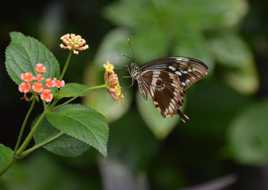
103,61,124,101
20,72,34,82
32,82,44,93
18,82,31,94
18,63,66,103
35,63,47,73
34,74,44,81
45,78,55,88
40,89,53,102
54,79,65,88
60,33,89,54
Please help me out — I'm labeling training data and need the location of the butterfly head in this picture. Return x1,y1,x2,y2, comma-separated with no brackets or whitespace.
128,62,140,79
128,62,140,86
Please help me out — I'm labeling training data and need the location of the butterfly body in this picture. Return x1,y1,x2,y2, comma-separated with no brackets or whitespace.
129,57,208,123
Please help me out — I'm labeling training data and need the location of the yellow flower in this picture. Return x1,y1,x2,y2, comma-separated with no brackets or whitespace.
103,62,114,73
104,61,124,101
60,33,89,54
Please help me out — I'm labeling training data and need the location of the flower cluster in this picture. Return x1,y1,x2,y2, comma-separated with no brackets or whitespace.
18,64,65,102
60,33,89,55
103,61,124,101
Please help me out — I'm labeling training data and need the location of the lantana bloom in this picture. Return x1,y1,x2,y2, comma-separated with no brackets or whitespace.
20,72,34,82
103,61,124,101
18,63,65,102
18,82,31,94
35,63,47,73
60,33,89,54
40,89,53,102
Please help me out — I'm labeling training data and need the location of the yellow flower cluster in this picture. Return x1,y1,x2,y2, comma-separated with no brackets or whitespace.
103,61,124,101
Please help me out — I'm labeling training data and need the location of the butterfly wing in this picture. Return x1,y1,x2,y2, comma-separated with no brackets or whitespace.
141,57,208,90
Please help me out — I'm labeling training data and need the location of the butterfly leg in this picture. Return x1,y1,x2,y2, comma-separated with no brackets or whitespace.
177,110,190,123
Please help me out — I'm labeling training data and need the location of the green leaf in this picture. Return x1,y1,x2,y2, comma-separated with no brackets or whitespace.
5,32,60,84
228,101,268,165
209,33,253,68
136,93,179,139
1,153,99,190
0,144,13,173
34,118,90,157
208,33,258,94
58,83,89,98
46,104,109,156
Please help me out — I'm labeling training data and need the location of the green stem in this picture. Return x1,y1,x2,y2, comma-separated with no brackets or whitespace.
0,159,15,176
60,51,72,80
19,132,64,158
15,111,47,156
53,84,107,110
14,99,36,151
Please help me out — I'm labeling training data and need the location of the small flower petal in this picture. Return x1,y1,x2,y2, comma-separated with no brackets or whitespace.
103,62,114,73
20,72,34,82
32,82,44,93
18,82,31,94
34,74,45,81
55,80,65,88
40,89,53,102
35,63,47,73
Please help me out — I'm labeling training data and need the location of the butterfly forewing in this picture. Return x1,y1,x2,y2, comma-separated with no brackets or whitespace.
141,57,208,90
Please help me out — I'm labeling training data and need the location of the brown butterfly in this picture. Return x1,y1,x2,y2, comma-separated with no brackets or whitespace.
129,57,208,123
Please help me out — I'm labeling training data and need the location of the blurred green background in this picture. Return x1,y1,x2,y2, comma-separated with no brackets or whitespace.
1,0,268,189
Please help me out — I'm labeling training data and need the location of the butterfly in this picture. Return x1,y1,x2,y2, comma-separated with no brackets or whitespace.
128,57,208,123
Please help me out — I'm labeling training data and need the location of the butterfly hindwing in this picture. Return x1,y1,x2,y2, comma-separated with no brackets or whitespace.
138,70,185,118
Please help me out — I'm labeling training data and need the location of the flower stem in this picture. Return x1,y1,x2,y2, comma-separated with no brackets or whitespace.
14,99,36,152
15,111,46,156
19,132,64,158
53,84,107,110
60,51,72,80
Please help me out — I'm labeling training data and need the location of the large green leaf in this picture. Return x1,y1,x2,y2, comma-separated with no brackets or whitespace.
1,153,100,190
34,118,90,157
208,33,258,94
46,104,109,156
228,101,268,165
5,32,60,84
136,93,179,139
209,33,253,68
0,144,13,174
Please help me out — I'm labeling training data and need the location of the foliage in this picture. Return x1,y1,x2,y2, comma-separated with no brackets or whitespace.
0,32,110,176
